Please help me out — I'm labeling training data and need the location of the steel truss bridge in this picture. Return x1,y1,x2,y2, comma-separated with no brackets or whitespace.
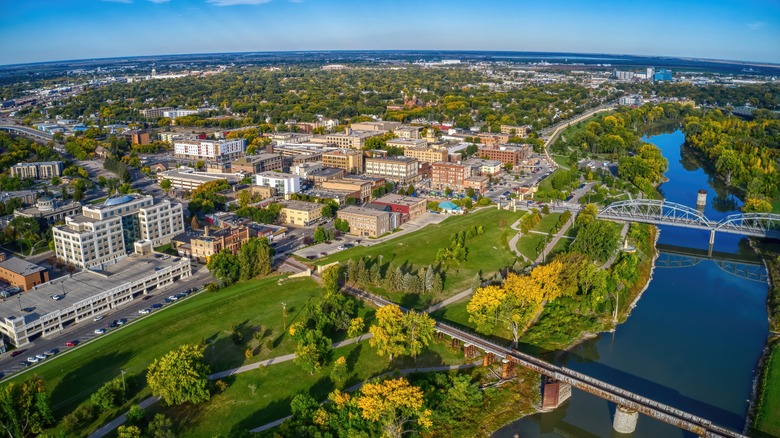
598,199,780,241
655,253,767,283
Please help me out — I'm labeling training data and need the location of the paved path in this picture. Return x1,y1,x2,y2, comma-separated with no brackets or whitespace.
87,397,161,438
248,361,482,433
89,334,373,438
209,334,373,380
533,218,574,265
424,288,473,313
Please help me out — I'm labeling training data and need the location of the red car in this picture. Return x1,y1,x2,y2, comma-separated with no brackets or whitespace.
10,350,24,357
65,340,79,347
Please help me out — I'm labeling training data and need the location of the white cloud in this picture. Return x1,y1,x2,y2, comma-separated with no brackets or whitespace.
747,21,766,31
206,0,273,5
101,0,133,3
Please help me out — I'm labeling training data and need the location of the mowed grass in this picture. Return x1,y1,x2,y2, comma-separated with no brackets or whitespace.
152,339,468,437
753,340,780,437
516,212,563,259
317,208,525,308
4,277,325,435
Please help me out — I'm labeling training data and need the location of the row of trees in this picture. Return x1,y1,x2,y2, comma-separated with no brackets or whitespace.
206,237,274,285
346,257,445,295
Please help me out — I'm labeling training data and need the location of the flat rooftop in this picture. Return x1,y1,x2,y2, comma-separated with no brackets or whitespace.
374,194,426,207
338,206,391,218
0,257,47,276
0,254,184,323
159,169,228,182
283,200,323,212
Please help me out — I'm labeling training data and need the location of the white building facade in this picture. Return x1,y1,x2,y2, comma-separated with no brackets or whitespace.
255,172,301,195
174,139,246,162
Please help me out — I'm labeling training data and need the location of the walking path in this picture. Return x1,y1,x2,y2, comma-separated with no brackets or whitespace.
89,334,373,438
248,361,482,433
533,219,574,265
424,288,473,313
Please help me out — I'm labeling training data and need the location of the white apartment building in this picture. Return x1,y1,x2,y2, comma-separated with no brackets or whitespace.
163,109,199,118
364,156,419,185
10,161,63,179
174,138,246,162
53,194,184,269
255,171,301,195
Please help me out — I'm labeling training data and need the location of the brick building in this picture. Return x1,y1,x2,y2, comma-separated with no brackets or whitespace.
431,162,475,191
337,206,392,238
0,254,49,292
371,194,427,221
477,144,533,166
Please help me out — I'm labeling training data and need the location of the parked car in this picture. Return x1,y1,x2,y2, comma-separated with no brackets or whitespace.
117,318,127,325
139,308,151,314
35,353,47,360
94,315,104,321
27,356,39,363
10,350,24,357
151,303,163,309
94,328,106,335
142,295,153,301
65,340,79,347
19,361,29,368
50,294,63,301
44,349,58,356
168,295,178,301
22,307,34,312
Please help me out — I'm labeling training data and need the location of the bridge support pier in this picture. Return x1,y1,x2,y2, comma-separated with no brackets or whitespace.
463,343,479,358
708,228,716,254
501,359,515,379
482,352,495,367
613,405,639,434
541,377,572,410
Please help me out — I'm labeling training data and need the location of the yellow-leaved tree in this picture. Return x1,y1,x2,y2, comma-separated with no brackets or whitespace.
369,305,435,360
356,377,432,438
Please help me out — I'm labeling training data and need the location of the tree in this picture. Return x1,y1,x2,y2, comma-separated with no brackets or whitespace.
147,344,210,406
90,376,125,411
348,317,365,340
117,425,143,438
403,311,435,359
356,378,432,438
148,413,175,438
742,197,773,213
330,356,348,387
321,204,336,219
125,404,145,426
570,220,620,262
0,376,54,437
314,226,327,244
206,249,240,285
190,216,199,230
290,325,332,375
369,305,407,360
160,178,172,193
322,265,341,295
237,189,251,208
576,203,599,225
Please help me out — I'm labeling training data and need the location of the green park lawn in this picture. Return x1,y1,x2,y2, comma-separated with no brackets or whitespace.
317,208,525,309
753,340,780,437
516,212,563,260
6,276,343,436
151,339,468,437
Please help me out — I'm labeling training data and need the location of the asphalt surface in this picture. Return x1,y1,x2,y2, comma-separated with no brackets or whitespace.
0,265,212,380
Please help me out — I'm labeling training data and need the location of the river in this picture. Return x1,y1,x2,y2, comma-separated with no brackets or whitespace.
494,130,770,437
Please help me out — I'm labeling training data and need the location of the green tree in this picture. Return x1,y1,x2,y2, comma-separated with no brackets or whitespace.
576,203,599,225
330,356,348,387
117,425,142,438
570,220,619,262
90,376,125,412
348,317,365,339
314,226,327,243
206,249,240,285
147,344,210,406
322,265,341,295
0,376,54,437
148,413,175,438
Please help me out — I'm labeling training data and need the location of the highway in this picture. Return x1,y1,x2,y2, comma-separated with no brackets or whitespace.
0,124,54,142
541,103,617,170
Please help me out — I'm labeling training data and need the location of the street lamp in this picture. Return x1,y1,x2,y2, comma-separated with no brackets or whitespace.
282,302,287,330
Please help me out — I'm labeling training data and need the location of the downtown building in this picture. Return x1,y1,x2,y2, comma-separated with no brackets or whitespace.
364,156,419,185
10,161,63,179
174,138,246,163
53,194,184,269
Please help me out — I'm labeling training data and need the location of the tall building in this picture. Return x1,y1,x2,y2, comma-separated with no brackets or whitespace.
53,194,184,269
364,156,419,185
322,149,364,174
174,138,246,162
431,162,475,191
477,144,532,166
10,161,63,179
140,107,174,119
403,147,448,164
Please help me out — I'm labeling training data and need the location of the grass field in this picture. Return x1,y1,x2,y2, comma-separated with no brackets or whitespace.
753,341,780,437
5,277,340,436
317,208,525,309
516,213,563,260
151,339,467,437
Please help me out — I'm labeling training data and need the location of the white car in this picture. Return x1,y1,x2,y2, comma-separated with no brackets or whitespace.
94,315,104,321
94,328,106,335
168,295,178,301
27,356,39,363
51,294,63,301
35,353,47,360
138,308,151,314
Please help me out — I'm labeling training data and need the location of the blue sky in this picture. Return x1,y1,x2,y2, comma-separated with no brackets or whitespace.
1,0,779,65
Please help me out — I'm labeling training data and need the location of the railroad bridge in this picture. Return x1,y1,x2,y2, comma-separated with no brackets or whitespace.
342,285,747,437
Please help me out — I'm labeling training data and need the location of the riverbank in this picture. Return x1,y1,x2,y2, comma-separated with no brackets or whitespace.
749,240,780,436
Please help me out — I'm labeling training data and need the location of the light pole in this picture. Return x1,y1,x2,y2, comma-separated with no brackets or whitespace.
120,369,126,393
282,302,287,330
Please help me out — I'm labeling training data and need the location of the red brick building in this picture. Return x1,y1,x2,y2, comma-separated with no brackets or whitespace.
478,144,533,166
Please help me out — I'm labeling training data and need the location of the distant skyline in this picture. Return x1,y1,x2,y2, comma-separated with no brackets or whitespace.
2,0,779,66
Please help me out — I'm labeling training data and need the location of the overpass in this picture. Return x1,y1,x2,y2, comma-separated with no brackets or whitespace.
0,124,54,142
599,199,780,247
340,283,746,438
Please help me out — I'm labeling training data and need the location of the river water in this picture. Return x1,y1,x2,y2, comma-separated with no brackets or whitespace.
494,130,769,437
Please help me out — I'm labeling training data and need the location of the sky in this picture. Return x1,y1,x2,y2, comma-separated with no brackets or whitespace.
1,0,779,66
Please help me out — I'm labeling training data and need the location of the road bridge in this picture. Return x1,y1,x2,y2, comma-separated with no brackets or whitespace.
599,200,780,249
655,244,767,283
338,282,746,437
0,124,54,142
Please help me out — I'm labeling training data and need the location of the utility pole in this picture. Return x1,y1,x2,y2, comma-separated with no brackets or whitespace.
121,369,126,393
282,302,287,330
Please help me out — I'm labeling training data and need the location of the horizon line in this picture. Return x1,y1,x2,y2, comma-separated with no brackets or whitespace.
3,49,780,70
